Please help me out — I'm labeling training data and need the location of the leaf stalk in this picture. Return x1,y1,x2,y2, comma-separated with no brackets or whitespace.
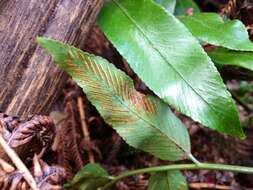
99,162,253,190
188,153,202,165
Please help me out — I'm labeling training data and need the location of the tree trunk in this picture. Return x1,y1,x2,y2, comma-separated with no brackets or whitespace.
0,0,104,118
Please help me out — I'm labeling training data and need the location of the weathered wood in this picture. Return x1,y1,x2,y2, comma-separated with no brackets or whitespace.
0,0,104,118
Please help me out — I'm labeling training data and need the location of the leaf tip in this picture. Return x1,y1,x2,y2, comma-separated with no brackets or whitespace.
37,36,60,51
37,36,56,52
36,36,47,46
37,36,69,64
36,36,57,54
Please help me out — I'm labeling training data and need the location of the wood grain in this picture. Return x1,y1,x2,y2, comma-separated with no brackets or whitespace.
0,0,104,118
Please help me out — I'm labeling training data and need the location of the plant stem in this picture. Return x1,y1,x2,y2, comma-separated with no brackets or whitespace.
77,96,95,163
188,153,202,165
99,163,253,190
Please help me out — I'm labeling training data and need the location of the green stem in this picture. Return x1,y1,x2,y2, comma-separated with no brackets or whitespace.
188,153,202,165
99,163,253,190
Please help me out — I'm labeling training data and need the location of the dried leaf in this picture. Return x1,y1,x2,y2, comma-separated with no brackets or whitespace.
0,159,26,190
0,113,56,163
56,83,84,178
0,113,21,132
32,155,66,190
7,115,55,149
0,156,66,190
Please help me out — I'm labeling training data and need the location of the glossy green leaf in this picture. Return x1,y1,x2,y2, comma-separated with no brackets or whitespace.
175,0,200,15
148,170,188,190
154,0,176,13
65,164,111,190
179,13,253,51
98,0,244,138
38,37,191,161
207,48,253,71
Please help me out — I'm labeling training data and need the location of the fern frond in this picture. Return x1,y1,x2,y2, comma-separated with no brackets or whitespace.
38,37,191,161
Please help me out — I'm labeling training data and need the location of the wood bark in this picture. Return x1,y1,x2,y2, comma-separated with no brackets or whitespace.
0,0,104,118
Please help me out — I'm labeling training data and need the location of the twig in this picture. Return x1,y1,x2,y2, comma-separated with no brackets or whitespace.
0,134,39,190
189,182,231,189
77,96,95,163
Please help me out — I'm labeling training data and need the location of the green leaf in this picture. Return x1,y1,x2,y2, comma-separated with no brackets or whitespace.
64,164,111,190
207,48,253,71
148,170,188,190
98,0,244,138
175,0,200,15
38,37,191,161
179,13,253,51
154,0,176,13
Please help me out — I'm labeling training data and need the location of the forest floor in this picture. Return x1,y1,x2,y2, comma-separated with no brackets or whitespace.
1,0,253,189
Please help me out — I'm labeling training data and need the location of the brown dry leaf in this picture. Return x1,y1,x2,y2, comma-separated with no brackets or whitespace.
56,81,84,179
0,156,66,190
32,155,66,190
7,115,55,149
0,158,27,190
0,113,21,131
0,113,56,165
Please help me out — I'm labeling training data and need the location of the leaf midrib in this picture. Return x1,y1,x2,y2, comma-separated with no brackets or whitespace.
116,94,189,156
111,80,189,158
111,0,224,125
76,57,190,157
